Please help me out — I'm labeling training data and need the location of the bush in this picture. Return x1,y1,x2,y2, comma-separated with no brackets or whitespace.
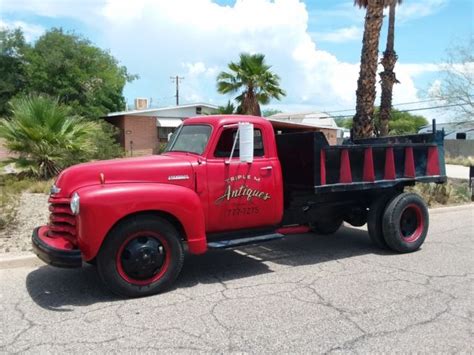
0,95,123,178
408,179,471,206
86,120,124,161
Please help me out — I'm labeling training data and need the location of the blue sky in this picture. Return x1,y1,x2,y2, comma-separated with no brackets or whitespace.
1,0,473,121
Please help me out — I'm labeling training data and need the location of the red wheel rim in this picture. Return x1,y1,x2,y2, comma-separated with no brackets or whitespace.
115,231,171,286
399,204,424,243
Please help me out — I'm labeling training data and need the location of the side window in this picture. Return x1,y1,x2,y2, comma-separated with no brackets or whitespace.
214,128,265,158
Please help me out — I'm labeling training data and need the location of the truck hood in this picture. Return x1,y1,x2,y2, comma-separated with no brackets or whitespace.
54,154,196,197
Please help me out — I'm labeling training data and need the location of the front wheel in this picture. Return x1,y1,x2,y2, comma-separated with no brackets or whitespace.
382,192,429,253
97,215,184,297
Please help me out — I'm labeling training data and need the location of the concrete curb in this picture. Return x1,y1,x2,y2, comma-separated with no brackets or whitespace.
0,252,43,270
430,203,474,214
0,203,472,270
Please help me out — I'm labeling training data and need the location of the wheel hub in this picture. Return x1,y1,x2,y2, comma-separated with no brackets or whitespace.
400,208,419,238
121,236,165,280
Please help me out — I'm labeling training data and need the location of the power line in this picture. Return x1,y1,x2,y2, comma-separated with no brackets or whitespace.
397,103,471,113
277,102,471,121
170,75,184,106
324,96,472,114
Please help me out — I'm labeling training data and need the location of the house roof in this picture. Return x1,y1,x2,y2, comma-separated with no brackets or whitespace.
106,103,218,118
268,111,340,130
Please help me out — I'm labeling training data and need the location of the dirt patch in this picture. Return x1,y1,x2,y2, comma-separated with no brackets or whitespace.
0,193,49,253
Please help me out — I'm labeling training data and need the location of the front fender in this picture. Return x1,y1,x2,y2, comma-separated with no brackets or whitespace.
75,183,207,260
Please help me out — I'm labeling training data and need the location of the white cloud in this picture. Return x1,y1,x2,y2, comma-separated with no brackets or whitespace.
0,0,103,21
1,0,450,117
0,20,44,41
396,0,448,22
311,26,362,43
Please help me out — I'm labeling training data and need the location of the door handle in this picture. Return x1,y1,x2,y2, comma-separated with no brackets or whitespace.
260,166,273,171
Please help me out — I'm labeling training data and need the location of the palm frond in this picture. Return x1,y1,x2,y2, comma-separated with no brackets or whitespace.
216,53,285,115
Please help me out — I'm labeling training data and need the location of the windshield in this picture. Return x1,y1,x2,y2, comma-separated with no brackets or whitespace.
164,124,212,155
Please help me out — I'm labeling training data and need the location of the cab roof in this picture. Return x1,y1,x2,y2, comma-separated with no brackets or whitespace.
183,115,271,129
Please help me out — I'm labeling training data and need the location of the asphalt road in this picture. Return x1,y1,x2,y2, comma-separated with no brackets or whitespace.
1,204,473,353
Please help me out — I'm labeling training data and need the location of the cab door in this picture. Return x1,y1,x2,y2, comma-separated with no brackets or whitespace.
206,124,280,233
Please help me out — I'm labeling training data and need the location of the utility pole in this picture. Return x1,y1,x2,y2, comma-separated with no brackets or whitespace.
170,75,184,106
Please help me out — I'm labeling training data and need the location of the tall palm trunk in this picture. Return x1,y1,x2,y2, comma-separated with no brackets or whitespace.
242,88,261,116
379,1,400,136
353,0,385,139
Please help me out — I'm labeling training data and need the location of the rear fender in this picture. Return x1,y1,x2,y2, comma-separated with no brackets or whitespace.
75,183,207,260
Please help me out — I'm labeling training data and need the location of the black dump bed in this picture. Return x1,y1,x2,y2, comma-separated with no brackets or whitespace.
275,130,446,195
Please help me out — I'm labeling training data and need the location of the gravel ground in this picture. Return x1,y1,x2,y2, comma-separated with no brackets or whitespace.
0,192,49,253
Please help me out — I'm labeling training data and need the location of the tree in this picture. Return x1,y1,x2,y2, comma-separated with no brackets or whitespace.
431,37,474,121
217,100,237,114
379,0,402,136
383,109,428,135
0,29,29,116
353,0,391,139
0,95,113,178
262,108,283,117
217,53,285,116
336,108,428,135
24,28,136,118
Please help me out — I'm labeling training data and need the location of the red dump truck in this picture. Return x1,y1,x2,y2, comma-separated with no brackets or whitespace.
32,115,446,297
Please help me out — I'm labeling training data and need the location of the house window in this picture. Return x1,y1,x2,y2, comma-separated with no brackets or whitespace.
158,127,176,140
196,106,202,114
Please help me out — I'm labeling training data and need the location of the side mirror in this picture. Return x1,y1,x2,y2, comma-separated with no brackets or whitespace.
239,122,254,163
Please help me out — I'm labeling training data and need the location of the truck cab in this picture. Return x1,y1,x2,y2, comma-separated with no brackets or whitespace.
32,115,446,297
165,115,283,233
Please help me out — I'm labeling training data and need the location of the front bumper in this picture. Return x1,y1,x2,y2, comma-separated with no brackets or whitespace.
32,226,82,268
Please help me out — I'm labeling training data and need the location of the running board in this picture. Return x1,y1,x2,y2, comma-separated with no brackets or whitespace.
207,233,284,249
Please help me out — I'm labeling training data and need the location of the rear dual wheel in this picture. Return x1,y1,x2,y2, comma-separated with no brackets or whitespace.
368,192,429,253
382,193,429,253
97,216,184,298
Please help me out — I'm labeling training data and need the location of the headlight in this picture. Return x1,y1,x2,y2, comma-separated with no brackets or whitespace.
70,192,80,215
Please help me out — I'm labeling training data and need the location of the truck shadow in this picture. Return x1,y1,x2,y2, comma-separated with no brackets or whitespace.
26,225,389,310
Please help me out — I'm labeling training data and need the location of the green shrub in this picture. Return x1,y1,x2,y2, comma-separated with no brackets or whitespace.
0,95,95,178
86,120,124,161
0,95,123,178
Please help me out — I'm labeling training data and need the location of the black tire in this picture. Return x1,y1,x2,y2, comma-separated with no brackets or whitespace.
309,218,343,235
367,193,397,249
97,215,184,298
382,192,429,253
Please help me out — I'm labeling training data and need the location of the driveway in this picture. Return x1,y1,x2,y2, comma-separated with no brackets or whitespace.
1,204,472,353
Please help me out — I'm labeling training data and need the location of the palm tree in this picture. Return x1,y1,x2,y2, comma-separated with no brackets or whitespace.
379,0,402,136
0,95,98,178
217,53,285,116
353,0,391,139
217,100,236,114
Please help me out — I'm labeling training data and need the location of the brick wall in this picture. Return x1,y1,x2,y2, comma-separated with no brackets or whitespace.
123,115,158,156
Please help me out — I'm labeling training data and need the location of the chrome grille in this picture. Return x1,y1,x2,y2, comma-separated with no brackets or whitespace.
48,197,77,244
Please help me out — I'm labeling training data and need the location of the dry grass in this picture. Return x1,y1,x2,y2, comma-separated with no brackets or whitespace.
0,175,53,230
408,179,471,207
445,155,474,167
